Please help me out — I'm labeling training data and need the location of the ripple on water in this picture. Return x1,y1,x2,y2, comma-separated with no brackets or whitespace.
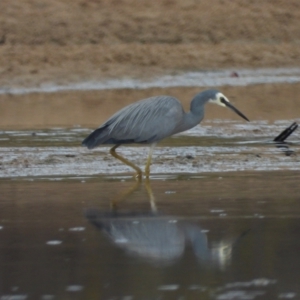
68,227,85,231
65,285,84,292
0,296,28,300
46,240,62,246
216,290,265,300
157,285,180,291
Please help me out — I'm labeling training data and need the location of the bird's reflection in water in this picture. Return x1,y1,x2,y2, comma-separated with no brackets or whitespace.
86,179,247,268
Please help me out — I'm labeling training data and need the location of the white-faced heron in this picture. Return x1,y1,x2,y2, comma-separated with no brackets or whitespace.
82,89,249,178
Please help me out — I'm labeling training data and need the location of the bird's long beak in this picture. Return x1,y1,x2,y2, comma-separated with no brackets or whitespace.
221,98,249,122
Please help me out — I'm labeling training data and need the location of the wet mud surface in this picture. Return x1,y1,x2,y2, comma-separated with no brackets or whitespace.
0,119,299,178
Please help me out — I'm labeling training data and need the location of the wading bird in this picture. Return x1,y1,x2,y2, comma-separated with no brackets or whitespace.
82,89,249,178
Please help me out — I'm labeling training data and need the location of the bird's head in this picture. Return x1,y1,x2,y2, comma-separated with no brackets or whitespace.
209,91,249,122
208,92,229,107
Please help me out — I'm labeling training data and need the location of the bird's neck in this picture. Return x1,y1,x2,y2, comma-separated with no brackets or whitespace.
175,110,204,133
174,93,207,134
187,110,205,128
181,93,208,131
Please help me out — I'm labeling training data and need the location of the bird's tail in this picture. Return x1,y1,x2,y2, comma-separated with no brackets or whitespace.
82,125,109,149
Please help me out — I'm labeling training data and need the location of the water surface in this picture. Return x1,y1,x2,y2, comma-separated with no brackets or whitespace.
0,172,300,299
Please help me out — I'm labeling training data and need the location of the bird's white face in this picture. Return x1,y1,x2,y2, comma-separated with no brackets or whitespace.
208,92,249,122
209,92,230,107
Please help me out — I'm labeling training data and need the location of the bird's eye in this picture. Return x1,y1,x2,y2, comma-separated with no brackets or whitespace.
220,97,226,103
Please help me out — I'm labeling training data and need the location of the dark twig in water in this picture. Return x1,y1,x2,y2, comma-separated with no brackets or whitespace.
273,122,298,156
273,122,298,142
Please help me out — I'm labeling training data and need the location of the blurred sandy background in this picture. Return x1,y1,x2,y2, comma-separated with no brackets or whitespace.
0,0,300,128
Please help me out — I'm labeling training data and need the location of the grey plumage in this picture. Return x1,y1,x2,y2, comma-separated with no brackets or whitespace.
82,90,224,148
82,89,249,177
82,95,183,148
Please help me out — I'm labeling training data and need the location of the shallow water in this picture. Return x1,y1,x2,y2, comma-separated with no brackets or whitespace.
0,172,300,300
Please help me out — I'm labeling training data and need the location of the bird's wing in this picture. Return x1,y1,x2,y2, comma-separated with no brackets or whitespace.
102,95,184,143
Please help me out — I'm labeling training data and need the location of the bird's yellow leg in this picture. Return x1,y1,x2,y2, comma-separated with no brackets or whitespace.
144,178,157,213
110,145,143,179
110,179,141,210
145,143,156,178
